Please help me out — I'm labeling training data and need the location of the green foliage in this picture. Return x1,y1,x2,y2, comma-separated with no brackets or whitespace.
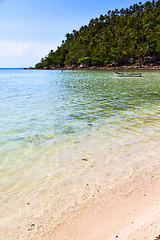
77,57,91,65
35,0,160,68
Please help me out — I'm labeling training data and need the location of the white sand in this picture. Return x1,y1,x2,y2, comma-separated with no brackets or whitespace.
35,168,160,240
1,139,160,240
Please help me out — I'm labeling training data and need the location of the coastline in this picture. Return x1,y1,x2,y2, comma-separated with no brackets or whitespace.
31,64,160,70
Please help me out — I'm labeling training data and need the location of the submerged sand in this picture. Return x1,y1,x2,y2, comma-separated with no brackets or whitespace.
1,136,160,240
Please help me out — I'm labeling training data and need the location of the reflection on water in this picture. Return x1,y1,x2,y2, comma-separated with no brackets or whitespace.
0,69,160,196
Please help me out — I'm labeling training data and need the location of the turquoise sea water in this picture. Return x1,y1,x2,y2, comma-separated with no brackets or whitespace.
0,69,160,200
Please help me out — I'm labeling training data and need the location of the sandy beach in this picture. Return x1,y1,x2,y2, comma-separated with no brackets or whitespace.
24,168,160,240
2,168,160,240
1,139,160,240
49,169,160,240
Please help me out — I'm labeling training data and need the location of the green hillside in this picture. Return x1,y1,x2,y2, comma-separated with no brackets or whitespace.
35,0,160,68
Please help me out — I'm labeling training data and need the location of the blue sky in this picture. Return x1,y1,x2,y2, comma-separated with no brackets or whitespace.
0,0,147,67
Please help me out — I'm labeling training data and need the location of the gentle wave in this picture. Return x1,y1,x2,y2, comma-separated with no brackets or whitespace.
0,69,160,197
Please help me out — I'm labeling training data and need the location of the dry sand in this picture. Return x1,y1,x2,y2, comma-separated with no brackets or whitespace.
3,166,159,240
29,167,160,240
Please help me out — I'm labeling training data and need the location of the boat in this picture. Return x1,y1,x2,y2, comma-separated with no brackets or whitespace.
113,71,142,77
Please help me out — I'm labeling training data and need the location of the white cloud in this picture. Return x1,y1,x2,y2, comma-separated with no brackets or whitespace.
0,41,56,68
0,41,30,56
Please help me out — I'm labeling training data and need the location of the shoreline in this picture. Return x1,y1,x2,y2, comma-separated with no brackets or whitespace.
29,64,160,71
49,168,160,240
1,138,160,240
13,165,160,240
51,168,160,240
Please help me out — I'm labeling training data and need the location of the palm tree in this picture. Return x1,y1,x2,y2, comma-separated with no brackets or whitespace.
108,10,111,17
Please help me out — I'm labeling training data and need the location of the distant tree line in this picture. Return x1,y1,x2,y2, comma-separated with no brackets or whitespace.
35,0,160,68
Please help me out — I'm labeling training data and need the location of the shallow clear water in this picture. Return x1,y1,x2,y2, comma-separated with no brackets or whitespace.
0,69,160,198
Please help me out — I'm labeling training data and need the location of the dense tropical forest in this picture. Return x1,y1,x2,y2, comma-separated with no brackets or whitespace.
35,0,160,68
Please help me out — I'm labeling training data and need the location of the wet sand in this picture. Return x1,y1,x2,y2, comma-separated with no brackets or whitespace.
50,168,160,240
4,166,160,240
1,138,160,240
